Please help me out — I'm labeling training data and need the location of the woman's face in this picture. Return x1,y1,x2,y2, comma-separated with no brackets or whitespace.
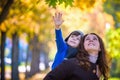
84,34,101,54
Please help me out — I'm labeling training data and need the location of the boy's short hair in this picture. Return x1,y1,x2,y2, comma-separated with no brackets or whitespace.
65,30,84,42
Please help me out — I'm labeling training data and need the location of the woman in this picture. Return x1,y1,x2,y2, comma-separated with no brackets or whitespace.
44,33,110,80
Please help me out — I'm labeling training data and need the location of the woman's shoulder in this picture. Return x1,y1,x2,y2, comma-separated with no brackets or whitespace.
63,58,79,65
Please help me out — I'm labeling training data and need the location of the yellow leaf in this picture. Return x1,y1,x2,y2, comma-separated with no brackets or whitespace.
0,23,6,32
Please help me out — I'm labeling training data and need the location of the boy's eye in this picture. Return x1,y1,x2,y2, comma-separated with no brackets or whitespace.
77,38,80,40
85,37,90,40
71,35,74,37
71,35,75,38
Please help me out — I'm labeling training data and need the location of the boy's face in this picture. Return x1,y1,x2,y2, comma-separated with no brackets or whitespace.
67,35,81,48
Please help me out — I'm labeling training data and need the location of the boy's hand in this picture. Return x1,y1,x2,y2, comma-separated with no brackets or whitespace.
53,12,64,30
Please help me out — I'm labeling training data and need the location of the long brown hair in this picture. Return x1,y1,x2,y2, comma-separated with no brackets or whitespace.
77,33,110,80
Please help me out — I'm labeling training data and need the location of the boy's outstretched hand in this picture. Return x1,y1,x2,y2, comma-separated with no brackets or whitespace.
53,12,64,30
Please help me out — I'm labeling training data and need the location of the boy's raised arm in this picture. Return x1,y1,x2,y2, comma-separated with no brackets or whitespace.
53,12,64,30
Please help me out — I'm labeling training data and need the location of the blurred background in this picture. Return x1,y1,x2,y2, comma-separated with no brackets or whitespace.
0,0,120,80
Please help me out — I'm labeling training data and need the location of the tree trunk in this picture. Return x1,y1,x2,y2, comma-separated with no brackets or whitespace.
1,31,6,80
25,45,31,78
11,33,19,80
0,1,14,79
0,0,14,24
27,35,40,78
39,44,49,69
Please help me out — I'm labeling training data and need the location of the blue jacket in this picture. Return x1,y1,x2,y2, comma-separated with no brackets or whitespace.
52,29,68,70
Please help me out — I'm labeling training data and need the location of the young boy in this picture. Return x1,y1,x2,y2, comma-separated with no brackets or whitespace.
52,12,84,69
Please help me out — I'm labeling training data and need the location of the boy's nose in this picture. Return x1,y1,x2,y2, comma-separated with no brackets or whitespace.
73,38,77,40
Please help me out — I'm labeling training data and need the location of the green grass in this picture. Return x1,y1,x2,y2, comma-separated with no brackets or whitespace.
109,77,120,80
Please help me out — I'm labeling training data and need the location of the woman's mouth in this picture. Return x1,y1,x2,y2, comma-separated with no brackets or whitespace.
88,43,95,46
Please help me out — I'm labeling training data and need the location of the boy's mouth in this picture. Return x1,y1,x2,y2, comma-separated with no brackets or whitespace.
70,41,76,44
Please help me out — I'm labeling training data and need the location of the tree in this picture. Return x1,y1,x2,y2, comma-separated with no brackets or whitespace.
45,0,97,10
106,28,120,77
0,0,116,79
0,0,14,80
2,0,53,79
103,0,120,28
11,32,19,80
103,0,120,77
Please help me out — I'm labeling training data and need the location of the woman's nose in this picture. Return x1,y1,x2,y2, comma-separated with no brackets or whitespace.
89,39,93,42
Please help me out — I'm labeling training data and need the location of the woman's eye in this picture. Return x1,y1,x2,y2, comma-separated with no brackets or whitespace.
93,37,97,40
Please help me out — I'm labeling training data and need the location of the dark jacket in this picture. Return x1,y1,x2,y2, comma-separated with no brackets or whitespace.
44,58,99,80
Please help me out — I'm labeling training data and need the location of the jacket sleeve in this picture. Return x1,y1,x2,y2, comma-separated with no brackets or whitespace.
43,60,73,80
55,29,67,52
